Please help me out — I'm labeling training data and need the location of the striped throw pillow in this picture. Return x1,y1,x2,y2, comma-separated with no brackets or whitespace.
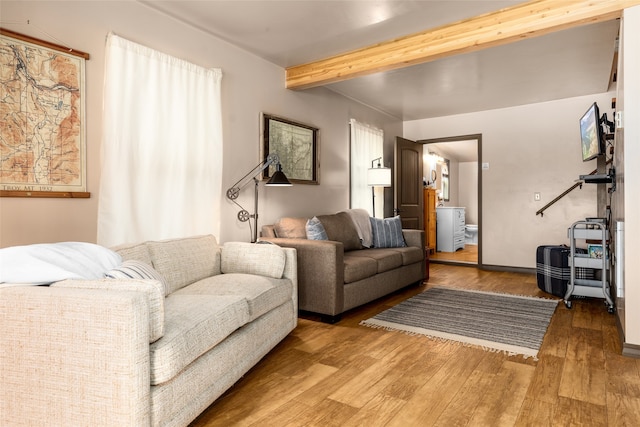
105,260,169,296
370,215,406,248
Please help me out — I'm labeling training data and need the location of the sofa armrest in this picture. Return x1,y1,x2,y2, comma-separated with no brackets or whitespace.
0,286,151,426
259,238,344,316
402,229,425,249
280,247,298,314
52,278,165,342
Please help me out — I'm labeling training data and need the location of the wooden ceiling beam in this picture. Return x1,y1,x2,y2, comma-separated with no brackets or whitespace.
285,0,640,90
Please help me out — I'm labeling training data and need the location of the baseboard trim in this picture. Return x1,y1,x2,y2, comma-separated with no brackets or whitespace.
481,264,536,275
622,343,640,358
615,313,640,358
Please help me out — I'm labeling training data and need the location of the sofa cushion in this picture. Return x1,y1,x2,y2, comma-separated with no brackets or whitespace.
221,242,286,279
113,242,154,266
306,216,328,240
370,216,406,248
348,249,403,273
274,217,308,239
343,255,377,283
148,235,221,294
318,212,362,251
174,273,293,321
150,294,249,385
389,246,424,265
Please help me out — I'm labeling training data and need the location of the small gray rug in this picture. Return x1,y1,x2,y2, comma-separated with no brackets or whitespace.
360,287,558,358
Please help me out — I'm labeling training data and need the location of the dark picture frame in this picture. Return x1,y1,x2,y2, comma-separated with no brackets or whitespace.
262,113,319,184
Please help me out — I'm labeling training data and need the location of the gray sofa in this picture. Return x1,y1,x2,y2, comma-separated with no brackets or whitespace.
261,211,425,323
0,235,297,427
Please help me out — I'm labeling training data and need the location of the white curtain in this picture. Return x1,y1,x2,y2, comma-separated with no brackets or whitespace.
98,34,223,247
350,119,384,217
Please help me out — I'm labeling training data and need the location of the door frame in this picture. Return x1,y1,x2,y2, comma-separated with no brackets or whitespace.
419,134,483,268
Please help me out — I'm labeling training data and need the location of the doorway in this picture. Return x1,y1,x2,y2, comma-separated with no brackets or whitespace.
420,134,482,267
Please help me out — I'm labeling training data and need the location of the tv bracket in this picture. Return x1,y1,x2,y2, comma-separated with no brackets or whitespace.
580,165,616,193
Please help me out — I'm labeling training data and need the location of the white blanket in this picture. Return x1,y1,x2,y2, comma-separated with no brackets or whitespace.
345,209,373,248
0,242,122,285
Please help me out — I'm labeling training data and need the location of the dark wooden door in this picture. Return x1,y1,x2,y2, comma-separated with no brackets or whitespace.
394,137,423,229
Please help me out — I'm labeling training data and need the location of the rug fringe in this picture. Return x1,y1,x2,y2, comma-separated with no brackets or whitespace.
359,320,539,362
359,319,540,361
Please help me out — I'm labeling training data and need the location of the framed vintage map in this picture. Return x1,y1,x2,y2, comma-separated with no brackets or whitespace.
261,113,319,184
0,28,90,198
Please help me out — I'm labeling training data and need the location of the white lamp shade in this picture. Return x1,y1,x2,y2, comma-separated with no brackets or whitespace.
367,167,391,187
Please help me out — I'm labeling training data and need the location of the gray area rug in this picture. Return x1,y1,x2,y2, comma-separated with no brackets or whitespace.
360,287,558,358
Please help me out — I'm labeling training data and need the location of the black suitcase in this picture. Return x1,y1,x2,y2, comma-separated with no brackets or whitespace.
536,245,570,297
536,245,593,297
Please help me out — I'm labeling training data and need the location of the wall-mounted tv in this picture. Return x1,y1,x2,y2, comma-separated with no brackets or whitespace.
579,102,604,162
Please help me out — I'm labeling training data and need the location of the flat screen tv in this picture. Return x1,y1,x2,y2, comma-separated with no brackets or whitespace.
579,102,604,162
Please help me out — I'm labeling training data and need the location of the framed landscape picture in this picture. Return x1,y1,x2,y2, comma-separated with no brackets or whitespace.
588,244,604,259
262,113,319,184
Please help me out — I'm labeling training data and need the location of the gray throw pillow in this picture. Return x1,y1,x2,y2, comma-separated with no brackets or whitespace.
306,216,328,240
370,216,407,248
317,212,362,251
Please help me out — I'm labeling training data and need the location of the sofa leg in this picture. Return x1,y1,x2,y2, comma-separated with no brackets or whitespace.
320,314,342,324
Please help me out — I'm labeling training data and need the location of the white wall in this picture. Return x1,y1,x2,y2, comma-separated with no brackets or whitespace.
0,1,401,247
459,162,478,225
404,93,614,268
620,6,640,346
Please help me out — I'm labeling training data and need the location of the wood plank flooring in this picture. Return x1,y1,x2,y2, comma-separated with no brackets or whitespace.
190,264,640,427
430,244,478,264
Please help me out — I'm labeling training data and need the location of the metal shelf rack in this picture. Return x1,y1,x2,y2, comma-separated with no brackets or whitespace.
565,220,614,313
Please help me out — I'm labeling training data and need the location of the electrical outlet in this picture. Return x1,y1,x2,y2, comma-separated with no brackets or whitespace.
534,192,541,201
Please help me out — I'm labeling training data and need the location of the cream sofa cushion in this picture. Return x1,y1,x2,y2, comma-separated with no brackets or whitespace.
148,235,221,294
221,242,286,279
149,294,249,385
113,242,154,266
175,273,293,321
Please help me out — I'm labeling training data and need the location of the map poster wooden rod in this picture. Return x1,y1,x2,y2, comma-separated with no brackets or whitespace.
0,191,90,198
0,28,90,59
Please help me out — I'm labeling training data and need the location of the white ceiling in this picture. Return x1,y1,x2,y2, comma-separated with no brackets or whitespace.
143,0,620,121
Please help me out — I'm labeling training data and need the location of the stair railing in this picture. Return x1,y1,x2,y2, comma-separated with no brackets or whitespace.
536,160,611,217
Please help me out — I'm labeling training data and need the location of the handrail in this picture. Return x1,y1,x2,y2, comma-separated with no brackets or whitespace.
536,182,583,217
536,159,612,217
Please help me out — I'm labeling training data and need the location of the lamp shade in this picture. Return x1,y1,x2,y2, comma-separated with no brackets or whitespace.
266,165,292,186
367,167,391,187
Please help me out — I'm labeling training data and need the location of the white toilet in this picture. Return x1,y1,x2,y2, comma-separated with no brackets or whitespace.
465,224,478,244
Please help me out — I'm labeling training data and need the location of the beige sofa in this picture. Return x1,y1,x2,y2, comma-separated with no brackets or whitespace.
261,212,425,323
0,235,297,427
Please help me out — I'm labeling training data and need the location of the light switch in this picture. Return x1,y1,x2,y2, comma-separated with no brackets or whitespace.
534,192,541,201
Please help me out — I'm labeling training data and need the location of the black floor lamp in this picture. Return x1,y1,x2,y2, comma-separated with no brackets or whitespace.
226,153,291,242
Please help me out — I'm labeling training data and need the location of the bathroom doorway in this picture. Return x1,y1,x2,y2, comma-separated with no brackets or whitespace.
420,134,482,267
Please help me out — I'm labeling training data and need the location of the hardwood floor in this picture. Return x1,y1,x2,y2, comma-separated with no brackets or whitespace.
190,264,640,427
430,244,478,264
